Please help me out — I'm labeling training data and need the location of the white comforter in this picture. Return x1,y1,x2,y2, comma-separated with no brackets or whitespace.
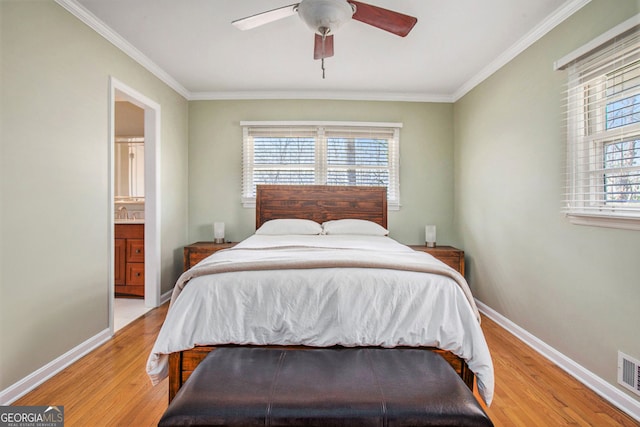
147,235,494,405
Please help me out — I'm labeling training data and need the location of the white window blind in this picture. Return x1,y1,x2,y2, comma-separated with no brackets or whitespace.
241,121,401,209
559,21,640,228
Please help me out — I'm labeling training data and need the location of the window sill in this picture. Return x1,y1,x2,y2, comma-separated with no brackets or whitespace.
566,213,640,231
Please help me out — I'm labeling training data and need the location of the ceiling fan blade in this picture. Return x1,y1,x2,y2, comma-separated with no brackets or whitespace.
314,34,334,59
232,3,299,31
349,1,417,37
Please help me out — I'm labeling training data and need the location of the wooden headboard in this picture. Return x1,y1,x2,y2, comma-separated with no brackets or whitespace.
256,185,387,229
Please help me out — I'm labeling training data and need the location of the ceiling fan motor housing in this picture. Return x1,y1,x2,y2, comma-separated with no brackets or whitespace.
297,0,355,36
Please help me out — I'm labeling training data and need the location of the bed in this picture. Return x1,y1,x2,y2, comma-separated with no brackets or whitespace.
147,185,494,406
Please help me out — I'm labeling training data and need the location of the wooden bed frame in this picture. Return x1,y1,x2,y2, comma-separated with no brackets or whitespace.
168,185,474,402
255,184,388,229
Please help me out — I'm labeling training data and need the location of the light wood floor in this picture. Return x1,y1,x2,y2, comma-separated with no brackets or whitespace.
14,303,640,426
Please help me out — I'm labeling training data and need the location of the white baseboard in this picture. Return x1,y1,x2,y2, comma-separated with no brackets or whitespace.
160,288,173,305
1,295,171,405
6,297,637,421
476,300,640,422
0,329,112,405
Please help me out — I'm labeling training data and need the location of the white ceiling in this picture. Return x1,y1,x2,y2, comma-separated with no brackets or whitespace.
64,0,588,101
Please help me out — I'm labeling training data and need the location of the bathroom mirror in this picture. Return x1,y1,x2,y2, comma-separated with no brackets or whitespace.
115,137,145,200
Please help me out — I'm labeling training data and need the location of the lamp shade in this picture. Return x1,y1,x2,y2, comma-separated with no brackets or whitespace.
425,225,436,247
214,222,225,243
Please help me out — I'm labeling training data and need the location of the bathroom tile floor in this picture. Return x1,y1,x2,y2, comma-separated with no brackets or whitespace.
114,297,152,332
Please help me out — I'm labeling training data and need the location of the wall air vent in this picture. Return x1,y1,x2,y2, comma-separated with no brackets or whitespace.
618,351,640,397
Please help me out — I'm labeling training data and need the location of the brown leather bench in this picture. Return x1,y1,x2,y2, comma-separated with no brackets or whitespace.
159,347,493,426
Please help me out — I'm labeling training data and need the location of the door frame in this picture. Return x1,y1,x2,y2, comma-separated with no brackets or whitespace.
108,77,161,332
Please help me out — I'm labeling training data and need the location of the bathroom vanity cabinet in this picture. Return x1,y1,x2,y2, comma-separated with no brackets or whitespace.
115,223,144,297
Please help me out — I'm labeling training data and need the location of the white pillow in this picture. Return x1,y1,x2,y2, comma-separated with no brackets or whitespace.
255,219,322,235
322,219,389,236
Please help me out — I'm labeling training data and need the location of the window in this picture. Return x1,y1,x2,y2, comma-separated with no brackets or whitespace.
558,20,640,229
241,121,401,209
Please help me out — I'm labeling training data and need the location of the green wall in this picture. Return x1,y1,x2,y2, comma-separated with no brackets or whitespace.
188,100,456,246
0,1,189,390
454,0,640,401
3,0,640,411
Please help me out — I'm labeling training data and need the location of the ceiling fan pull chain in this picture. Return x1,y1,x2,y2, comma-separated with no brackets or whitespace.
321,57,326,79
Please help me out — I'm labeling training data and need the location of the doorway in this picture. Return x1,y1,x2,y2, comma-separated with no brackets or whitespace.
109,77,161,332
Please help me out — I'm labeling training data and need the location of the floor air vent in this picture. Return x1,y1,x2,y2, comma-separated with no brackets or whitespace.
618,351,640,397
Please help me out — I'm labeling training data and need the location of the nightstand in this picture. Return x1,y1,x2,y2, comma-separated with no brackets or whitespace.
409,245,465,276
183,241,237,271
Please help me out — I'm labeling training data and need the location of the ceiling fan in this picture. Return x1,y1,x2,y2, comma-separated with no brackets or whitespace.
232,0,418,78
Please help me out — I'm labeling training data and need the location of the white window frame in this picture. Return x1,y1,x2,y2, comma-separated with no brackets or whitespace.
557,15,640,230
241,121,401,210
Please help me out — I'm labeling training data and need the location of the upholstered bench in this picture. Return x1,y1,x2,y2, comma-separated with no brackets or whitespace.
159,347,493,427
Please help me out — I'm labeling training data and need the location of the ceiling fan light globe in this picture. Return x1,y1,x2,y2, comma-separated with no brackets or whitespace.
297,0,354,35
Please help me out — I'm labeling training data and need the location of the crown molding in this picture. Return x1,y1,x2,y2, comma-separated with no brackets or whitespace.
54,0,191,99
188,90,455,103
168,0,591,103
452,0,591,101
56,0,589,104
